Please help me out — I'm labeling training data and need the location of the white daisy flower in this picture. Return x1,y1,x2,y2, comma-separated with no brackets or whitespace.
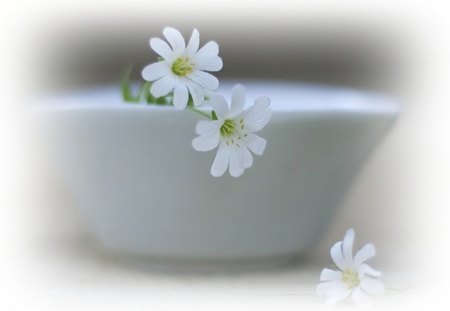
317,228,384,308
192,84,271,177
142,27,223,110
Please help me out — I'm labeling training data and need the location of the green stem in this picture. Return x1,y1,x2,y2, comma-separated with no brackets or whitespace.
139,82,152,102
187,106,212,119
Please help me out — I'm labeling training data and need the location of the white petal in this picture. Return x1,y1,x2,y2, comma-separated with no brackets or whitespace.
192,134,220,152
229,147,244,177
255,96,271,107
360,278,384,294
203,89,216,102
243,97,271,132
142,62,170,81
243,147,253,169
316,281,338,297
150,38,174,61
173,84,189,110
163,27,186,55
150,76,176,97
230,84,246,117
320,268,342,282
188,71,219,90
359,264,382,278
236,146,248,169
351,287,373,308
330,241,347,270
243,132,266,155
196,120,221,136
354,243,376,266
211,144,230,177
324,284,352,306
342,228,355,267
186,82,205,107
195,55,223,72
196,41,219,58
209,94,229,119
186,28,200,54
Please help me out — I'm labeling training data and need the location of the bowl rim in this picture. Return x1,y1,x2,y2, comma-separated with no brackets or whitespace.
35,80,400,115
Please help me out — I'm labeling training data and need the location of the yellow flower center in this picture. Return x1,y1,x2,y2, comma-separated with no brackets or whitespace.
220,119,235,137
171,57,194,76
342,269,360,288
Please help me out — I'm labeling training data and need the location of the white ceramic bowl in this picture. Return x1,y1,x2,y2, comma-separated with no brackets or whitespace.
36,81,399,264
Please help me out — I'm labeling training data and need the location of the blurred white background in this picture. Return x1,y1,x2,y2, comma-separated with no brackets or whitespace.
1,1,449,310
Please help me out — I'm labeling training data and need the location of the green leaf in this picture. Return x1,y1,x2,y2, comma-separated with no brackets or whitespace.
121,65,140,103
